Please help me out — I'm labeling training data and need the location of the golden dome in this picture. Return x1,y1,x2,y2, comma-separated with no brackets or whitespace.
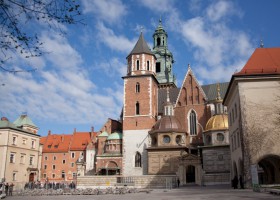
205,114,228,131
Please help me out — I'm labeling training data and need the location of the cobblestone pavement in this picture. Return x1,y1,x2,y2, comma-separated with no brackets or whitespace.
6,185,279,200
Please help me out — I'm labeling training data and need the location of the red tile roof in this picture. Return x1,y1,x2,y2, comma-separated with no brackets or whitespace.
235,48,280,75
70,132,92,151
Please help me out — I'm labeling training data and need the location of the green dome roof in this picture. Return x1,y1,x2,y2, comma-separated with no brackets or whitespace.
98,131,109,137
107,132,122,140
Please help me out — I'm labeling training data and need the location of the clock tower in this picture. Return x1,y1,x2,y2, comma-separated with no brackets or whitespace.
122,32,158,175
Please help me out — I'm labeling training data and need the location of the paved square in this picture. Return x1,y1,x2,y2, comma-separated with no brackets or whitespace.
5,186,279,200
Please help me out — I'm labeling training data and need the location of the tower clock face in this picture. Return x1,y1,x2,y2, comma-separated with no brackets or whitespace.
163,135,170,143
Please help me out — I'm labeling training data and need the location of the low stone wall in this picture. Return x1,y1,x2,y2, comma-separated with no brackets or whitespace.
77,175,177,189
203,173,230,186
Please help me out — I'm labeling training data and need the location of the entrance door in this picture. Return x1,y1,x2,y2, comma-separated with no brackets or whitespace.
186,165,195,183
29,173,35,182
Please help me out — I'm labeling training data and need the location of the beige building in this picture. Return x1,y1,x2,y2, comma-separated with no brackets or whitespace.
224,47,280,187
0,114,41,191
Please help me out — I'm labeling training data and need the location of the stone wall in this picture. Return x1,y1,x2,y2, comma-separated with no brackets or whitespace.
77,175,177,189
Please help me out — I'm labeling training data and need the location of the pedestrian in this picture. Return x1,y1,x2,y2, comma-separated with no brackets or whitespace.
233,176,238,189
239,175,244,189
8,183,14,196
177,178,180,187
5,183,8,195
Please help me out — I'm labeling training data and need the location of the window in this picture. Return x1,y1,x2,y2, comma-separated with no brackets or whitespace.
71,152,75,158
189,110,197,135
206,135,212,145
71,163,75,167
22,139,26,145
156,62,161,72
217,133,224,142
136,60,140,70
54,145,58,148
10,153,15,163
136,83,140,93
53,156,56,160
52,174,55,178
43,174,47,178
62,160,66,164
72,173,77,178
12,172,16,181
62,171,65,179
48,145,51,148
52,165,56,170
147,61,150,71
44,156,48,161
176,135,182,144
31,140,35,148
157,37,161,46
20,154,25,164
135,152,141,167
44,165,47,170
163,135,171,144
136,102,140,115
12,136,17,145
29,156,34,165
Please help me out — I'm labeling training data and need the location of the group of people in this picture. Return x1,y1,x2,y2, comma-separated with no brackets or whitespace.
232,175,244,189
24,180,76,190
0,182,14,196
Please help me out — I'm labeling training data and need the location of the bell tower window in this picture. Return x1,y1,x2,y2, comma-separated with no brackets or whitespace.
136,102,140,115
136,60,140,70
156,62,161,72
157,37,161,46
189,110,197,135
136,83,140,93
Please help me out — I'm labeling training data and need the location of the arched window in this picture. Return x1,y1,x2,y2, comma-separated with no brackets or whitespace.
157,37,161,46
136,60,140,70
189,110,197,135
135,152,141,167
147,61,150,71
136,83,140,93
136,102,140,115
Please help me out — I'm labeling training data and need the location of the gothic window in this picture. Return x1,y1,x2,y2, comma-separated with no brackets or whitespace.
189,110,197,135
136,102,140,115
157,37,161,46
136,83,140,93
136,60,140,70
147,61,150,71
135,152,141,167
156,62,161,72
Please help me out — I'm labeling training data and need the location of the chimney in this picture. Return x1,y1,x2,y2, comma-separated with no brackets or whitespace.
48,130,51,135
91,126,96,142
61,134,64,142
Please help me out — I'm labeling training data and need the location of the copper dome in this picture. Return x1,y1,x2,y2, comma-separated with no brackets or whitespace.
150,116,185,134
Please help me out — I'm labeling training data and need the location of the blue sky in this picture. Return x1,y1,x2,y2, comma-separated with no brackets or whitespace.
1,0,280,136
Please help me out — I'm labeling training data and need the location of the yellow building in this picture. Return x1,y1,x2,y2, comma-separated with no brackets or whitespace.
0,114,41,191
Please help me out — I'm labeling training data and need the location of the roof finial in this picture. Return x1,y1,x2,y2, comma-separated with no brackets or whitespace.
159,15,162,24
260,39,264,48
188,63,191,69
140,26,144,33
216,83,222,101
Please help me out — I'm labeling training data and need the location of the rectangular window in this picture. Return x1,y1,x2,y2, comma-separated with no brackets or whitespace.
10,153,15,163
22,139,26,145
53,156,56,160
52,165,55,170
72,173,77,178
44,165,47,169
52,174,55,178
43,174,47,178
20,154,25,164
71,163,74,167
45,156,48,161
31,140,35,149
12,136,17,145
29,156,34,165
12,172,16,181
62,171,65,179
62,160,66,164
156,62,161,72
71,152,75,158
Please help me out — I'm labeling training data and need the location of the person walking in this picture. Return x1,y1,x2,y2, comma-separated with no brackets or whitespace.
4,183,8,195
239,175,244,189
8,183,14,196
177,178,180,188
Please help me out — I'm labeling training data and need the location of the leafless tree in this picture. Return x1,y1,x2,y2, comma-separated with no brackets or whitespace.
0,0,82,72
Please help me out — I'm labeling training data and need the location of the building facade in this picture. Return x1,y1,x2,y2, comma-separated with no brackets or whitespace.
224,47,280,187
0,114,41,191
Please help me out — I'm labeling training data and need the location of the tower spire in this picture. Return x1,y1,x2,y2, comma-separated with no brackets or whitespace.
260,39,264,48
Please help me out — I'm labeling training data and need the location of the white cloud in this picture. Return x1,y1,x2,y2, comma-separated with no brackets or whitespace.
140,0,175,13
96,22,136,53
95,57,126,77
82,0,127,24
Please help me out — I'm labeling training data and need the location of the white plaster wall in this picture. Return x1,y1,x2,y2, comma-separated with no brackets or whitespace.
122,129,149,176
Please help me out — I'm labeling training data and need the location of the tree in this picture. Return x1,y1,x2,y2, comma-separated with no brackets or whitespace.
0,0,82,72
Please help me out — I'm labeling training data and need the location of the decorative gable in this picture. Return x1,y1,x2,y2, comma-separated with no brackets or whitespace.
175,66,207,107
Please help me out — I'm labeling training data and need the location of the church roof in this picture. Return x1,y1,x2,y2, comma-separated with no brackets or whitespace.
107,132,122,140
201,82,229,103
235,48,280,75
127,32,154,57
